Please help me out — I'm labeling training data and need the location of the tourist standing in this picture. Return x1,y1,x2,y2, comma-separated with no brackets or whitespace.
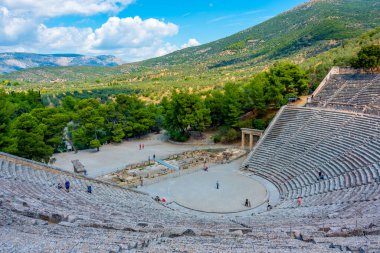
297,197,302,207
65,180,70,192
267,201,272,211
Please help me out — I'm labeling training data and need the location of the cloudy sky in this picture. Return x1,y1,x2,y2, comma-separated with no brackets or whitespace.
0,0,306,63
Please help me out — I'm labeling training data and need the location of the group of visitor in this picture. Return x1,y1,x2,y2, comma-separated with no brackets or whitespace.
154,195,166,203
57,180,92,194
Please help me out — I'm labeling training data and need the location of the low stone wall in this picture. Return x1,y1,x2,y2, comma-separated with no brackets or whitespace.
167,139,215,146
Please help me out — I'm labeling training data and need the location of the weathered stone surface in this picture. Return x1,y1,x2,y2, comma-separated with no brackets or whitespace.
229,228,252,234
230,229,244,236
181,229,196,236
50,214,63,224
66,215,83,223
58,221,76,227
38,213,50,221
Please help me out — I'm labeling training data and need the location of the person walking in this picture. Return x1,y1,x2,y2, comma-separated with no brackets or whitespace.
65,180,70,192
216,181,219,189
87,185,92,194
297,197,302,207
267,201,272,211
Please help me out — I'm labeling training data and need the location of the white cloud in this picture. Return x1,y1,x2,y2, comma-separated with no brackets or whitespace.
0,0,194,62
0,7,37,44
111,42,179,62
1,0,134,17
37,25,93,51
89,16,178,50
181,38,200,49
0,13,182,62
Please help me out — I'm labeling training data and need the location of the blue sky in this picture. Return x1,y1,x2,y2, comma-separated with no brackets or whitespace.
0,0,307,62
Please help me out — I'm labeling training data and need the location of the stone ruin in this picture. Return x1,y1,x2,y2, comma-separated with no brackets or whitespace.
71,159,86,175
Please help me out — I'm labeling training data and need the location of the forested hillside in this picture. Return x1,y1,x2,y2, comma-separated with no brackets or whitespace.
0,62,312,161
139,0,379,68
2,0,379,92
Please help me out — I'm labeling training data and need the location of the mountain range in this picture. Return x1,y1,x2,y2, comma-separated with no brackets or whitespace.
0,53,123,73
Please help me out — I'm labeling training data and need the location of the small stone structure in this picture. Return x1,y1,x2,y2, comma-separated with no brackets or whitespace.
71,160,86,175
241,128,263,150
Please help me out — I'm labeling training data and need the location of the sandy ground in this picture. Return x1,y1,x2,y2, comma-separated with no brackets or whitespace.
52,134,231,177
140,159,268,213
293,95,309,107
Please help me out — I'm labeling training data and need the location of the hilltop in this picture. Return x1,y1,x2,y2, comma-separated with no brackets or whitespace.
2,0,380,96
136,0,379,68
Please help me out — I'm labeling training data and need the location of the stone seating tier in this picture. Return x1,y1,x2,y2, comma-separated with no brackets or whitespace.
308,73,380,114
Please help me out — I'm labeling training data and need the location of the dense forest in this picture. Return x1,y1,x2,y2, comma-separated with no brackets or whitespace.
0,62,308,162
0,45,379,163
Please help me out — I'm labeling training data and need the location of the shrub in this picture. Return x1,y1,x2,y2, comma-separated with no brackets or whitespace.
252,119,266,130
168,130,189,142
221,128,239,143
234,119,253,128
212,133,221,143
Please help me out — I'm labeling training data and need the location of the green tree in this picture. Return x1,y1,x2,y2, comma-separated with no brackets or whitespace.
31,108,72,152
10,113,53,162
205,83,243,127
264,73,286,108
115,95,156,137
90,139,101,151
0,90,15,150
243,73,267,114
205,90,225,126
263,62,309,108
72,99,105,150
111,124,125,142
268,62,309,96
99,103,125,142
223,83,243,126
164,91,211,140
351,45,380,71
62,96,79,111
